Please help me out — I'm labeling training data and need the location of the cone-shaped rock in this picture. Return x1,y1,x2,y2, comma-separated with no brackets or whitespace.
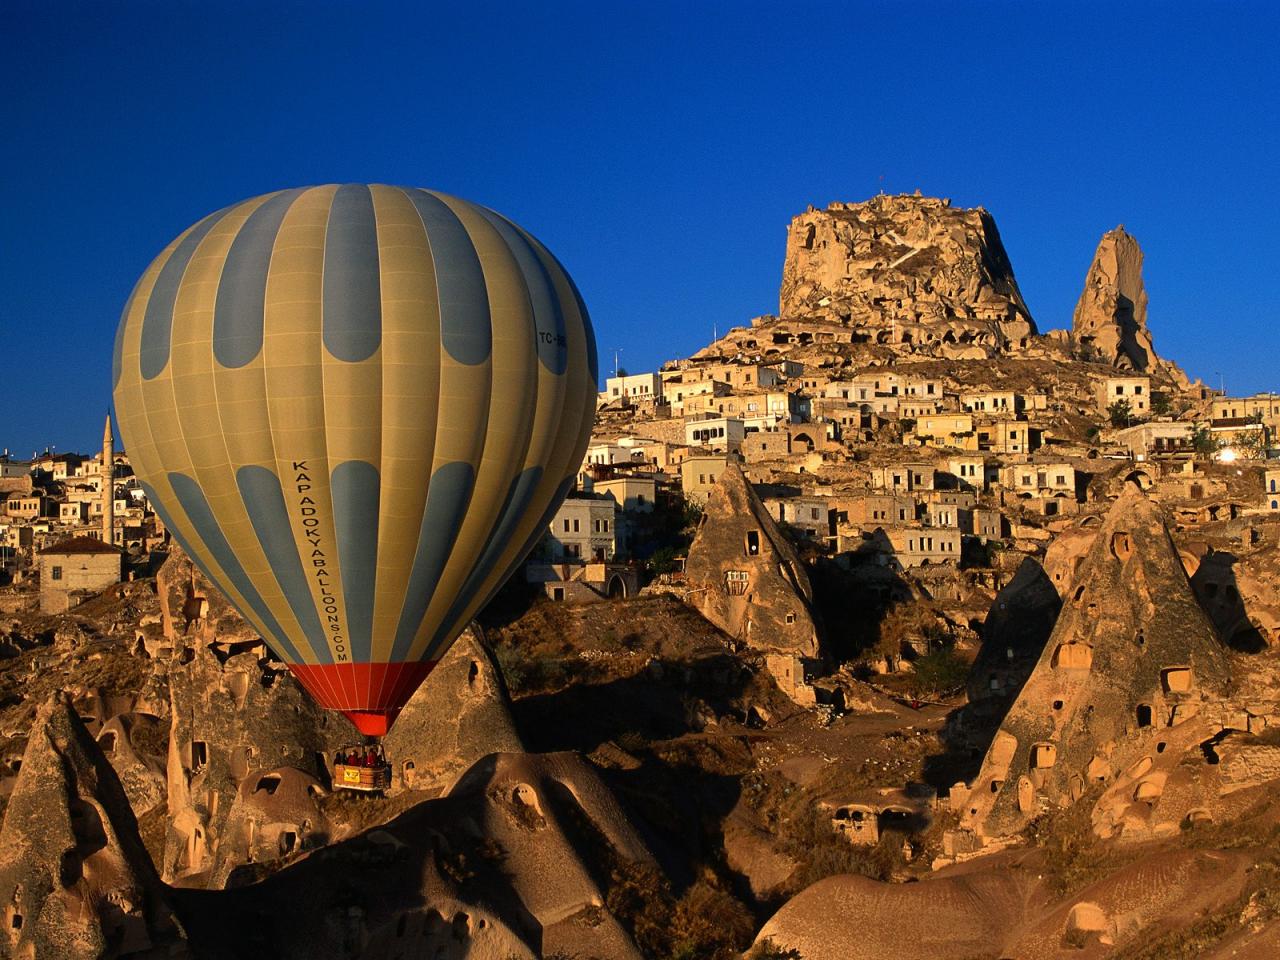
1072,226,1184,383
382,624,523,796
961,484,1229,838
684,461,823,660
0,694,189,958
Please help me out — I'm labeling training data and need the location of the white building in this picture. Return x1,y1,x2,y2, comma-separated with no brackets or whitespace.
684,416,745,451
605,372,662,403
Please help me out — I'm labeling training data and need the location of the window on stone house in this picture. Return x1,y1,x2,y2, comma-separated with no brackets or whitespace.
51,566,62,580
745,531,760,556
562,519,570,532
573,519,580,533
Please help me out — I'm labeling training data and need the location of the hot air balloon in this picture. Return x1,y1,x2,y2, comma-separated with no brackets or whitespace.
112,185,597,736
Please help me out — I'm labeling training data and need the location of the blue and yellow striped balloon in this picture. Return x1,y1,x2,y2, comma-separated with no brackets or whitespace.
112,185,597,734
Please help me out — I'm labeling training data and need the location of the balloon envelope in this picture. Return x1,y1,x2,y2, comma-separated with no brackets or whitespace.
113,185,597,734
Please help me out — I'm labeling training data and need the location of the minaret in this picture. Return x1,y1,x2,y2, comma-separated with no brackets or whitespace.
102,412,114,544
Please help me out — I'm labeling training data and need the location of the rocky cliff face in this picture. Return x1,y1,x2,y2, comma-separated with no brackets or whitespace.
1072,226,1185,384
778,194,1037,349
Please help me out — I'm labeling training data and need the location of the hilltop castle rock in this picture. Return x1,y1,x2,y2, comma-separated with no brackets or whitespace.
778,194,1037,349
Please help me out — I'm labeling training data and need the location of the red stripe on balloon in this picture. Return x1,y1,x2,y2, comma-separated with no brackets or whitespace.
287,660,438,736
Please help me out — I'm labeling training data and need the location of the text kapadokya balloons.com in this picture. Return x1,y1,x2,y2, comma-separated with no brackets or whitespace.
113,185,597,735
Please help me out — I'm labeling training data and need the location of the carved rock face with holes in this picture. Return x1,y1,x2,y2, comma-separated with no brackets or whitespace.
684,461,824,691
958,485,1231,842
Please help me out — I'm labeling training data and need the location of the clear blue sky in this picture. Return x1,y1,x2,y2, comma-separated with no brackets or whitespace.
3,1,1278,457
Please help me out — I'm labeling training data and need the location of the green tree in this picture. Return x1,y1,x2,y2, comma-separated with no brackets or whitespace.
1107,399,1133,428
1150,391,1172,416
1191,423,1219,458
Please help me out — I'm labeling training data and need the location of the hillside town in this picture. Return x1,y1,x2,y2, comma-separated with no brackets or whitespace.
4,194,1280,959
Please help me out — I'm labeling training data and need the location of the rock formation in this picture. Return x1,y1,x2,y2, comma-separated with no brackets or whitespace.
778,194,1037,348
174,752,654,960
755,848,1250,959
683,462,824,678
754,864,1036,960
383,624,523,796
965,557,1062,708
0,694,189,959
1072,226,1186,384
961,484,1231,840
154,544,349,884
161,636,348,885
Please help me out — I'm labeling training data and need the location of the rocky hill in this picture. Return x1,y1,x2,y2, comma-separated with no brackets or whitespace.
779,194,1036,348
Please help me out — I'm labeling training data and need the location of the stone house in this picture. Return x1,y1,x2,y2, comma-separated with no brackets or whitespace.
1110,421,1194,458
1265,468,1280,511
1096,375,1151,416
966,506,1006,539
961,389,1020,413
978,419,1040,454
915,413,977,450
882,526,962,568
927,501,960,528
0,456,29,480
837,493,918,527
901,376,943,399
871,462,934,492
684,389,808,422
3,494,47,521
538,496,618,563
592,476,656,514
1211,393,1280,427
679,360,784,391
946,454,988,490
526,560,637,602
899,398,944,419
765,496,832,539
58,501,89,525
584,443,643,468
663,376,730,416
37,536,122,613
1000,463,1078,499
680,454,730,504
786,422,832,453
